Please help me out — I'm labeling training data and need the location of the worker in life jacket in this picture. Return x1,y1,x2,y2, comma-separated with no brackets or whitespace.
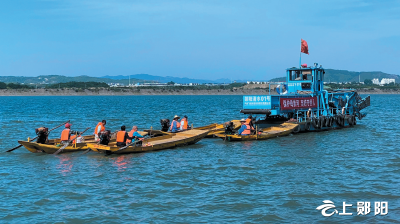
60,123,80,143
126,126,144,145
35,127,49,144
170,115,180,133
116,125,135,147
238,118,254,135
94,120,106,141
245,115,254,131
180,115,189,131
245,115,252,126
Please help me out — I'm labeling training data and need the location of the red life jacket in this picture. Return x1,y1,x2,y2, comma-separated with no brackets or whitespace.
181,118,188,130
126,130,134,144
116,131,126,143
61,129,70,141
242,124,252,135
94,122,105,135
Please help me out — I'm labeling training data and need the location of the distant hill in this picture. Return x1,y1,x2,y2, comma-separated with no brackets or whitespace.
101,74,232,84
0,75,146,85
269,69,400,83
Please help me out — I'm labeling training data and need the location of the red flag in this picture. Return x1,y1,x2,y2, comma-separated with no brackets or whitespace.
301,39,309,55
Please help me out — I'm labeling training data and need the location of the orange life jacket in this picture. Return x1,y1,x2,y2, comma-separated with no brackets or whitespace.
71,135,76,144
181,118,188,130
126,130,134,144
245,118,252,125
116,131,126,143
176,120,181,128
94,122,105,135
61,129,70,141
242,124,252,135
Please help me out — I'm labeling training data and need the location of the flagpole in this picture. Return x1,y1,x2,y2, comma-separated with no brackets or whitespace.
299,39,302,68
299,51,301,68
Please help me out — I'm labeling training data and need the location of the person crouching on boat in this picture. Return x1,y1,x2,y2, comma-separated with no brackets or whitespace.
116,125,135,147
238,118,253,135
99,130,111,145
127,126,144,145
60,123,80,144
36,127,49,144
180,115,189,131
170,115,181,133
94,120,106,142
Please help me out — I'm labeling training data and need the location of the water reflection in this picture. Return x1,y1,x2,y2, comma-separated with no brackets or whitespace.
113,155,130,171
57,155,73,175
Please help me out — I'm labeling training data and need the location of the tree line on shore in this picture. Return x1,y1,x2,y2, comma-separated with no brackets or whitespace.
0,80,399,91
0,81,109,89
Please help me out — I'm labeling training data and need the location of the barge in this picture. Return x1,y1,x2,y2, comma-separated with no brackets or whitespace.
242,63,370,131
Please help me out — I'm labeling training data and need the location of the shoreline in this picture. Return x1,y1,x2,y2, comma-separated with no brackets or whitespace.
0,88,399,96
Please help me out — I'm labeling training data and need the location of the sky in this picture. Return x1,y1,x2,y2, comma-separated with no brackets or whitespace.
0,0,399,80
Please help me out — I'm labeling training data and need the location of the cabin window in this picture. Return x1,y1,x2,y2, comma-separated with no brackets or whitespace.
289,70,312,81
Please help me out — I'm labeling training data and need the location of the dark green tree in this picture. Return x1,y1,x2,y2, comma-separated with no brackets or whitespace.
364,79,372,85
0,82,7,89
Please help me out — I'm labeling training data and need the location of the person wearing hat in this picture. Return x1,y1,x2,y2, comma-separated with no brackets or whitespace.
60,123,80,143
238,118,253,135
180,115,189,131
170,115,181,133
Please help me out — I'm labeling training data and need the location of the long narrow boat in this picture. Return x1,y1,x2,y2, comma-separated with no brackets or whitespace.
87,129,209,155
214,122,298,141
194,120,242,138
17,134,97,153
18,131,149,154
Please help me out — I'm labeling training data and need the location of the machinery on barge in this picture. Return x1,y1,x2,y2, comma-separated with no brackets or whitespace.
241,63,370,132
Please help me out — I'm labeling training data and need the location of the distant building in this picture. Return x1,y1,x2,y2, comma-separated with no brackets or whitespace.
246,81,267,84
372,78,380,85
380,78,395,85
372,78,395,86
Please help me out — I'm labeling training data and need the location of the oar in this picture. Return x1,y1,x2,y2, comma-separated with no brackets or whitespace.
116,137,144,152
6,120,70,152
53,127,90,155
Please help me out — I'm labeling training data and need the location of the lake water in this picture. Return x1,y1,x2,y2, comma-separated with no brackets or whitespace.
0,95,399,223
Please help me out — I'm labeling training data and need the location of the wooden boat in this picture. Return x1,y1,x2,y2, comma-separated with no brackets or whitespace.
214,122,299,141
87,129,209,155
194,120,242,138
18,131,149,154
17,134,97,153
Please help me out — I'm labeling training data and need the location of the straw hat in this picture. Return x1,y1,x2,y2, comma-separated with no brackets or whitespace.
240,118,246,122
173,115,180,119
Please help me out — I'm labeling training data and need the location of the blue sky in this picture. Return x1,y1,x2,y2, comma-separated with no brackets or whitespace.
0,0,399,80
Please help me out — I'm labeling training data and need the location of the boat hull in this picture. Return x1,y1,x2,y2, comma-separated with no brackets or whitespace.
17,141,90,154
194,120,242,138
87,130,209,154
17,134,97,154
215,122,298,141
